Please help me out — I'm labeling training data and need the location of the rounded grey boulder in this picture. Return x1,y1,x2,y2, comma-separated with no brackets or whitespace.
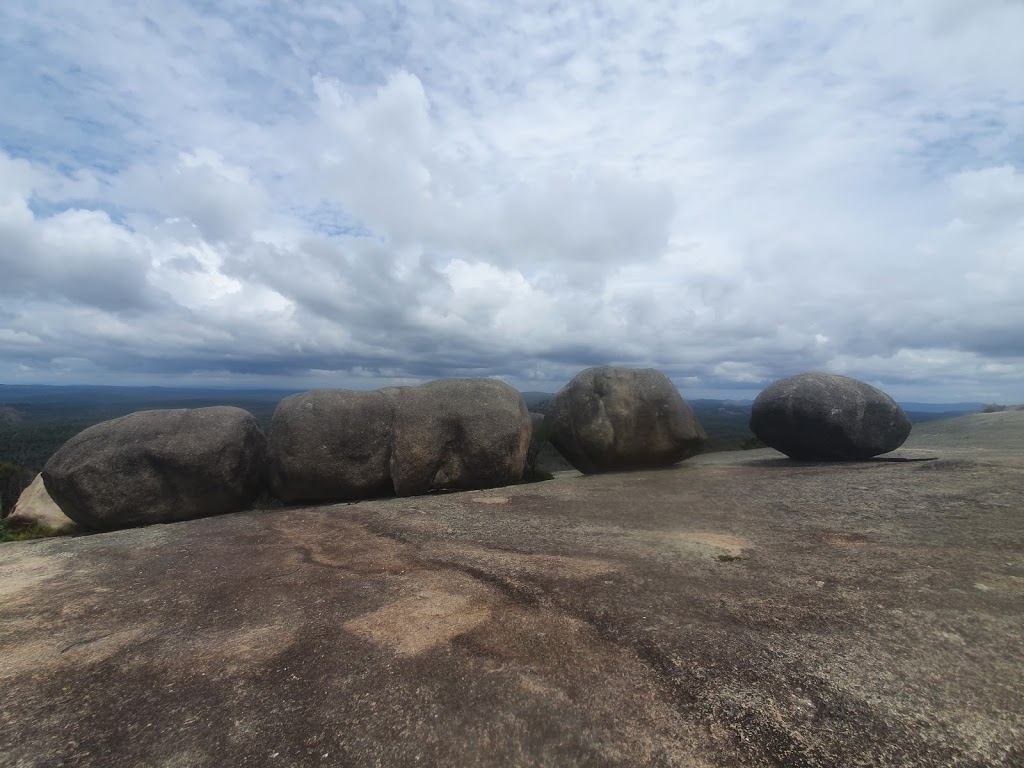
545,366,706,474
42,407,267,531
268,389,394,504
389,379,531,496
750,372,912,460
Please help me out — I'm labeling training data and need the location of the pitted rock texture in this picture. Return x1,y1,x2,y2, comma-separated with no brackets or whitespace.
750,372,911,460
545,366,706,474
389,378,531,496
4,413,1023,768
268,389,394,504
42,406,266,531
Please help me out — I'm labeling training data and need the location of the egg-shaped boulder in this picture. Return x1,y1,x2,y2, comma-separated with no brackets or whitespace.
267,389,395,504
750,372,911,460
545,366,706,474
388,379,531,496
42,407,267,531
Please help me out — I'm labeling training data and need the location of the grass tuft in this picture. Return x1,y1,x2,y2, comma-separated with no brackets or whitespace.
0,519,67,543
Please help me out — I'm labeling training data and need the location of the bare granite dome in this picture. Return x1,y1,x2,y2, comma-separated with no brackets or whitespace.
2,411,1022,767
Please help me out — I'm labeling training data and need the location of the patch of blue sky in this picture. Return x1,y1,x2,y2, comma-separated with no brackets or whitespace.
25,197,130,228
0,67,140,175
299,204,375,240
313,220,376,239
909,109,1017,180
204,0,407,85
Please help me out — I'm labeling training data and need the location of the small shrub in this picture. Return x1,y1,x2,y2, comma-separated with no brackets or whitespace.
981,404,1008,413
0,519,65,543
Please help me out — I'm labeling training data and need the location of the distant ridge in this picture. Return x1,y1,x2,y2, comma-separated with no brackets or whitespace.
519,393,987,414
520,391,554,410
898,402,985,414
0,384,302,405
0,384,993,413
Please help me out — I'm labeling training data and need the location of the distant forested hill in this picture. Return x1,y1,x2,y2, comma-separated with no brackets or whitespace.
0,385,299,472
521,392,553,412
899,401,985,413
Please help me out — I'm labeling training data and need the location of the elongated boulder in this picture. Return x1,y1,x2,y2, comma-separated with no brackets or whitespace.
750,372,911,460
545,366,706,474
6,474,78,533
42,407,267,531
389,379,531,496
268,389,394,504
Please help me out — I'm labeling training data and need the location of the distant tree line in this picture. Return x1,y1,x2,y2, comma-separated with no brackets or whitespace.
0,462,34,518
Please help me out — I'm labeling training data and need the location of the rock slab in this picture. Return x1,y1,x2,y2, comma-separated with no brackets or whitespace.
389,379,531,496
6,474,79,533
8,417,1022,768
268,389,394,504
749,372,912,460
42,406,267,531
545,366,706,473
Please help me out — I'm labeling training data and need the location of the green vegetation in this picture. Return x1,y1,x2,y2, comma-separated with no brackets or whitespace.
980,404,1024,413
0,392,281,474
0,519,66,543
1,423,83,474
689,402,764,453
0,462,35,518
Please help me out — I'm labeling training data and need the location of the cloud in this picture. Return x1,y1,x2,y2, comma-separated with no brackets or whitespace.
0,160,155,310
112,149,269,242
0,1,1023,400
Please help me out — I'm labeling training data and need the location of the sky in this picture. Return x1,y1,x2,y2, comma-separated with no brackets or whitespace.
1,1,1023,402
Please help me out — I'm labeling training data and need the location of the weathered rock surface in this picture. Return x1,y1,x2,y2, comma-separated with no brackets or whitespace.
750,372,911,460
2,412,1022,767
5,474,78,533
268,389,394,504
545,366,706,473
42,407,267,531
389,379,531,496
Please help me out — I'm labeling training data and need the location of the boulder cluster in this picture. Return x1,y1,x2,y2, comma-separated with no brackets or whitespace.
26,367,912,534
268,379,531,503
40,379,532,532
